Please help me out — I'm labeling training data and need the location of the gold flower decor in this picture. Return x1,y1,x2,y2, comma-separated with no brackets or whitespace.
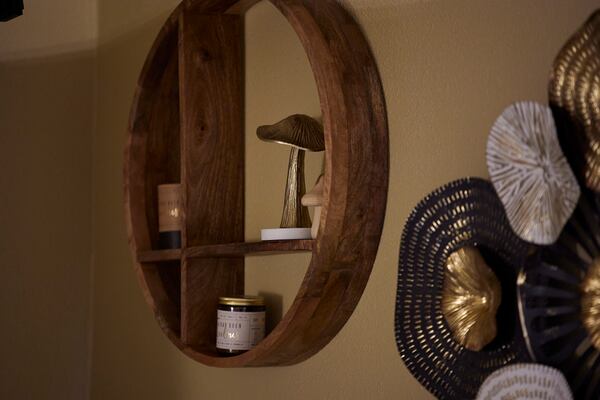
443,246,502,351
582,259,600,350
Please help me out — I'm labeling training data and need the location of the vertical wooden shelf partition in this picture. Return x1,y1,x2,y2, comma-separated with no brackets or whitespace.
179,10,245,352
124,0,389,367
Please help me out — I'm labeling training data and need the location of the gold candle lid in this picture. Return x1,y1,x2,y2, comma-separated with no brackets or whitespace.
219,296,265,307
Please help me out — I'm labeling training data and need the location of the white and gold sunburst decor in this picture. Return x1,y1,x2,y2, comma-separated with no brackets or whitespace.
487,101,580,245
476,364,573,400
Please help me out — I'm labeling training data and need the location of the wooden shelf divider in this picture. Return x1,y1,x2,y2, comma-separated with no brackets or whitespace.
178,9,245,348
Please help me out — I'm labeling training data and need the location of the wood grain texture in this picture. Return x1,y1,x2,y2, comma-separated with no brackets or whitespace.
137,240,313,263
137,249,182,263
124,9,182,339
178,8,245,347
185,240,314,258
225,0,262,15
124,0,389,367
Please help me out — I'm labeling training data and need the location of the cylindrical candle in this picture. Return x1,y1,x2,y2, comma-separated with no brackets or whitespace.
157,183,182,249
217,296,266,356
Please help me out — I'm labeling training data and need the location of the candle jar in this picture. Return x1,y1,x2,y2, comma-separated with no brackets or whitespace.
217,296,266,356
157,183,182,249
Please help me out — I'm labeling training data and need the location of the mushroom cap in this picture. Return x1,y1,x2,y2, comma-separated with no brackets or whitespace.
257,114,325,152
302,175,324,207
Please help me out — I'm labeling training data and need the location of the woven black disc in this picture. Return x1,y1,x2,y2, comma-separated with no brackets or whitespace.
518,189,600,400
395,177,532,399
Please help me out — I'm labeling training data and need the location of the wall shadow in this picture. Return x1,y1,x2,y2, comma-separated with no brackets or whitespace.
0,50,95,399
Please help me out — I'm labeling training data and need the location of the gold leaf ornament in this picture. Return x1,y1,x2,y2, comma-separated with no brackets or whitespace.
549,10,600,192
582,259,600,350
443,247,502,351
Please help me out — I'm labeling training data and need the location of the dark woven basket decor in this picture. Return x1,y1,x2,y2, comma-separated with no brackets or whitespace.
396,177,532,400
518,190,600,400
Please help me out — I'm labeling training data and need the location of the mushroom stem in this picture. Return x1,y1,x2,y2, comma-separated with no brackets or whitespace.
281,147,311,228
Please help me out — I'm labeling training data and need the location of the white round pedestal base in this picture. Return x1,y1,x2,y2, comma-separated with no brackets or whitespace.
261,228,312,241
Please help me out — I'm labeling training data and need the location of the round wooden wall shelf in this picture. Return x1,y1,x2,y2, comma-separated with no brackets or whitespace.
124,0,389,367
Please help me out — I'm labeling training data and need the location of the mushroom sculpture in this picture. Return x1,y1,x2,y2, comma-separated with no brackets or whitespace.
257,114,325,240
302,175,324,239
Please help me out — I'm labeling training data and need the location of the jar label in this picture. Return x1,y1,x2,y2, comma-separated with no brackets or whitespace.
158,184,182,232
216,310,265,351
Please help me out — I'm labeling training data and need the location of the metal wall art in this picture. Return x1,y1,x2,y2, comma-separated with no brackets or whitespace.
549,10,600,192
476,363,573,400
396,178,531,400
442,247,502,352
394,10,600,399
582,259,600,350
487,101,580,245
517,191,600,399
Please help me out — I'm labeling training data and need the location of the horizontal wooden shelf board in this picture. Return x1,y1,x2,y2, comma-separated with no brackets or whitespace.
138,249,182,263
185,239,315,258
137,240,315,263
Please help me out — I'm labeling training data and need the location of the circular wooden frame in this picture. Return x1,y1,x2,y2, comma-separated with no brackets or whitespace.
125,0,388,367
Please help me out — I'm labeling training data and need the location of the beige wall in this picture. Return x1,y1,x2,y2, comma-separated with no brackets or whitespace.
0,1,95,399
0,0,96,60
91,1,599,399
4,0,598,399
